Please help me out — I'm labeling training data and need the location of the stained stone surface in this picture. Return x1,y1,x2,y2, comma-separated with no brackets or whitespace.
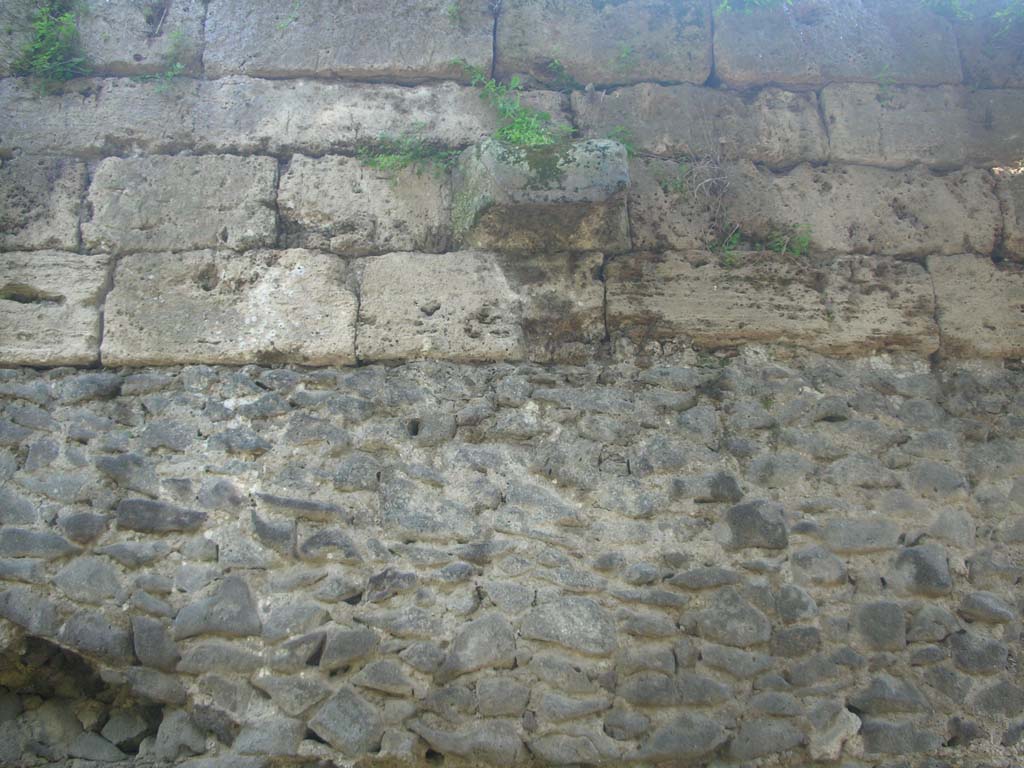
0,157,86,252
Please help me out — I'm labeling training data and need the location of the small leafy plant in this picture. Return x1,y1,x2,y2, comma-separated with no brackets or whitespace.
135,26,189,92
766,224,812,258
277,0,301,30
13,2,87,88
614,43,636,72
605,126,636,157
716,0,792,13
357,124,460,177
545,58,581,91
716,226,743,268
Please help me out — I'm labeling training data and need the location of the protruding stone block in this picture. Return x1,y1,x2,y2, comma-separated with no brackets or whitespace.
102,250,357,366
497,0,711,87
998,169,1024,262
714,1,962,89
453,139,630,253
0,251,111,366
194,78,569,156
279,155,450,256
930,255,1024,358
822,84,1024,169
573,84,827,167
0,156,85,252
607,252,938,356
722,162,1001,257
356,251,524,362
83,155,277,254
0,77,198,158
203,0,493,81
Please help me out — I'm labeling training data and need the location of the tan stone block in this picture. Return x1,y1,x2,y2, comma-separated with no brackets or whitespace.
356,251,524,362
722,162,1001,258
714,1,962,89
497,0,711,87
193,78,569,156
82,155,277,254
627,157,720,252
279,155,450,256
203,0,493,81
0,157,85,252
607,251,938,355
822,84,1024,168
572,84,827,167
0,77,197,158
0,251,111,366
997,168,1024,263
930,254,1024,358
102,250,357,366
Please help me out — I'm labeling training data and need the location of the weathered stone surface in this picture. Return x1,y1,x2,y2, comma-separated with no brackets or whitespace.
855,602,906,651
357,251,524,362
607,252,938,355
58,611,134,664
116,499,206,533
929,255,1024,358
234,717,305,757
822,84,1024,169
0,528,79,560
694,588,772,648
573,83,827,166
722,500,788,550
0,251,110,366
722,161,1001,257
203,0,493,81
132,615,180,671
715,0,962,88
497,0,710,87
82,155,277,254
437,612,516,682
954,1,1024,88
320,626,380,671
861,718,943,755
252,673,331,717
729,718,804,761
625,157,723,251
102,250,358,366
637,713,728,763
308,686,383,757
194,78,569,155
410,720,528,767
0,157,85,252
173,576,262,639
521,597,617,656
453,139,630,254
0,78,197,157
53,557,123,603
892,544,954,596
998,169,1024,262
279,155,450,256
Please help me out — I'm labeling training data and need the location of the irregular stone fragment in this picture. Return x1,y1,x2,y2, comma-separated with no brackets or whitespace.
0,252,111,366
860,718,943,755
694,588,772,648
636,713,728,764
204,0,493,81
892,544,953,596
320,626,380,671
308,686,383,757
823,517,901,554
132,615,181,671
102,710,152,752
498,0,710,86
854,602,907,651
715,1,962,88
299,529,362,564
453,139,630,254
0,156,85,251
102,250,358,366
53,557,123,603
83,155,277,253
0,528,78,560
58,611,134,664
850,673,930,714
437,613,516,682
409,720,527,767
998,168,1024,262
116,499,207,533
96,452,159,497
477,678,531,717
154,710,206,762
69,732,127,762
958,591,1015,623
809,707,861,762
729,718,804,761
252,673,331,717
234,717,305,756
791,545,847,587
929,255,1024,358
124,668,188,706
173,576,262,640
352,660,415,696
723,499,788,550
521,597,617,656
950,631,1008,674
0,587,60,636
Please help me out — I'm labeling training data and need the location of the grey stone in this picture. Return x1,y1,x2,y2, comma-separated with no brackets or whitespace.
213,427,271,456
131,615,180,671
173,576,262,639
855,602,907,651
950,631,1008,674
321,626,380,671
154,710,206,762
263,602,328,643
972,679,1024,717
850,673,930,714
299,529,363,564
437,612,516,683
637,713,728,764
366,567,417,602
124,668,188,706
400,641,447,674
410,719,527,767
617,672,679,707
770,625,822,658
252,673,331,717
59,512,109,544
723,499,788,550
521,597,617,656
0,558,45,584
102,710,153,751
892,544,954,596
116,499,207,533
729,718,804,761
0,586,61,636
677,672,731,706
69,732,127,762
0,527,78,560
860,718,943,755
97,540,172,568
0,156,85,251
54,557,123,603
356,607,442,639
477,678,531,717
792,545,847,586
694,588,772,648
908,605,961,643
309,686,383,757
604,707,651,741
668,566,742,591
177,641,264,674
96,453,160,497
58,611,134,664
958,591,1015,623
352,660,415,696
234,717,305,756
777,585,818,624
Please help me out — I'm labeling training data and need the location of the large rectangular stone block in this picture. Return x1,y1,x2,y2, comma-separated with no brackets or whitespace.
953,0,1024,87
0,251,111,366
356,251,525,363
0,157,85,252
572,83,827,167
822,84,1024,169
496,0,711,88
102,250,357,366
627,157,717,252
193,78,569,156
279,155,451,256
203,0,493,81
82,155,278,254
0,77,197,158
606,251,938,355
930,255,1024,359
453,139,630,254
714,0,962,89
722,162,1001,258
998,169,1024,262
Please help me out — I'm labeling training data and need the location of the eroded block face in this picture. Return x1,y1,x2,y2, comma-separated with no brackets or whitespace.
607,251,938,355
203,0,494,81
453,139,630,254
356,251,525,363
930,255,1024,358
101,250,357,366
497,0,711,87
0,157,85,252
82,155,278,254
278,155,451,256
998,169,1024,263
0,251,111,366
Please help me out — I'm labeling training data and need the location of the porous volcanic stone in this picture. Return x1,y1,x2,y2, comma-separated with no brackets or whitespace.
0,156,85,252
521,597,618,656
308,686,383,757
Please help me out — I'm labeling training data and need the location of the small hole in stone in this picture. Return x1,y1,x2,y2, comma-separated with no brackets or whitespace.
343,591,363,606
305,729,328,745
426,749,445,764
408,419,421,437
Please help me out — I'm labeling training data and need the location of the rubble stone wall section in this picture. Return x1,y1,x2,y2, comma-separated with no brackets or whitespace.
0,2,1024,767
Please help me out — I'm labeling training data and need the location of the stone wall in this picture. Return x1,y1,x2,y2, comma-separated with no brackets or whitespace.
1,1,1023,767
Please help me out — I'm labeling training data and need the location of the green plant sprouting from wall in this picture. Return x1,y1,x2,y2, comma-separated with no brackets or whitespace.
12,1,87,88
715,0,791,14
357,124,460,177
